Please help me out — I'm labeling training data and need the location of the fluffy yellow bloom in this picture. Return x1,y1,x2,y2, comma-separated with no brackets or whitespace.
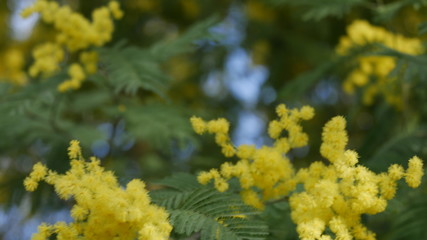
29,42,64,77
207,118,229,134
336,20,423,109
24,162,48,192
297,218,326,240
193,104,313,209
25,140,172,240
192,104,425,240
329,217,352,240
108,1,124,19
22,0,123,91
67,139,81,159
58,63,86,92
406,156,424,188
320,116,348,163
190,116,206,134
236,145,256,159
290,116,424,240
240,189,264,210
191,117,235,157
31,223,52,240
388,164,404,180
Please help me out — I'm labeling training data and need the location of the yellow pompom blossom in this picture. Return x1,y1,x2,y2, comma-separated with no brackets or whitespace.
406,156,424,188
191,104,424,240
0,48,27,85
22,0,123,92
24,140,172,240
23,162,47,192
336,20,423,109
57,63,86,92
192,104,315,209
28,42,64,78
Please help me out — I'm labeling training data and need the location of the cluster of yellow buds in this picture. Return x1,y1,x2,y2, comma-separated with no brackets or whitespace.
291,116,423,240
192,104,424,240
21,0,123,92
28,42,64,77
336,20,423,109
192,104,315,209
24,140,172,240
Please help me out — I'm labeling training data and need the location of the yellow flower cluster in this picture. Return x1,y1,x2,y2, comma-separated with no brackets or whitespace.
24,140,172,240
336,20,423,108
191,104,315,209
0,48,27,86
192,104,424,240
28,42,64,78
291,116,423,240
22,0,123,92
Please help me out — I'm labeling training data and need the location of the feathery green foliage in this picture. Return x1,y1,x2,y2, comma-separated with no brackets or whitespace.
151,174,269,240
99,16,218,98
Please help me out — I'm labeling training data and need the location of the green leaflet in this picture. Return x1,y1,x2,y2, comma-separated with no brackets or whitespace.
124,103,197,149
99,16,219,98
151,173,269,240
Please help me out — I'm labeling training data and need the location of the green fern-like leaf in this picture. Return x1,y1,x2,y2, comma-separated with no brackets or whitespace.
151,174,269,240
149,15,219,61
99,16,219,98
125,103,197,149
99,43,170,97
384,188,427,240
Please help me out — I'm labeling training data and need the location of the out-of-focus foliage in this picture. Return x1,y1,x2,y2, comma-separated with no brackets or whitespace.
0,0,427,239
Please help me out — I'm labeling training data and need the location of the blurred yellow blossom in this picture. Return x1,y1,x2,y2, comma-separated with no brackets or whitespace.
24,140,172,240
245,0,276,23
180,0,200,19
57,63,86,92
79,51,99,74
23,162,47,192
28,42,64,77
406,156,424,188
22,0,123,91
336,20,423,109
0,48,27,85
251,40,270,65
192,104,424,239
